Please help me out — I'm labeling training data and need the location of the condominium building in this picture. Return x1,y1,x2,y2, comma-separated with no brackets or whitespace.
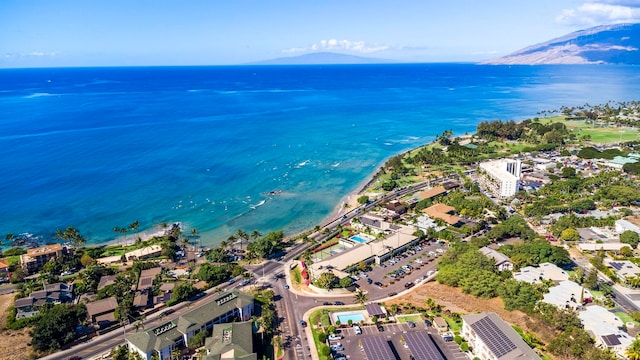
479,159,522,198
462,312,541,360
127,291,254,360
20,244,70,274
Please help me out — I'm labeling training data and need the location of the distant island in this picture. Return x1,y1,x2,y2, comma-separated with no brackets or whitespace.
247,51,396,65
483,23,640,65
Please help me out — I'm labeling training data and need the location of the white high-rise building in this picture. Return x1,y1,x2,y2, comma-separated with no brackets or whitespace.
479,159,521,198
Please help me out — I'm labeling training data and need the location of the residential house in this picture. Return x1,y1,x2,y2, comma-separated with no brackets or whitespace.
202,321,257,360
14,282,74,318
134,267,163,310
352,216,386,235
125,245,163,261
127,291,254,360
542,280,592,310
616,217,640,235
479,247,513,272
384,200,406,216
20,244,69,274
462,312,541,360
578,305,633,358
604,259,640,283
86,296,119,327
416,186,447,201
513,262,569,284
0,258,9,277
98,275,117,290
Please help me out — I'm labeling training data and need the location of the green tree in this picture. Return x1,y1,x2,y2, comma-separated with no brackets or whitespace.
315,272,338,289
560,228,580,242
339,276,353,288
627,336,640,360
55,226,86,247
621,230,640,249
357,195,369,205
353,289,368,305
30,304,87,351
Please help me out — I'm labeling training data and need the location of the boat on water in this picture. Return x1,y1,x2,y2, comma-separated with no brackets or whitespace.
260,190,283,196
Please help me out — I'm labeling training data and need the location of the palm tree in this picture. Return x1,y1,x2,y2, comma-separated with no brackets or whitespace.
56,226,86,247
627,336,640,360
354,289,368,305
236,229,249,251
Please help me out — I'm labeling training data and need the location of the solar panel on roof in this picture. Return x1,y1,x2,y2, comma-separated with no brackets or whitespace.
140,277,152,286
602,334,621,346
361,336,397,360
404,332,444,360
610,262,624,271
470,317,517,358
366,303,385,317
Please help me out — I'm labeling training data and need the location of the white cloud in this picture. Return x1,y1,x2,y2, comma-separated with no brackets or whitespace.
282,39,389,54
556,2,640,26
3,51,57,58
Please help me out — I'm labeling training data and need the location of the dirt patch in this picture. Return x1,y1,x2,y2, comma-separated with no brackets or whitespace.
0,293,34,360
388,281,558,345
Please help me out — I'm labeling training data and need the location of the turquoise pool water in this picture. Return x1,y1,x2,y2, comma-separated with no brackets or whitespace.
351,235,369,243
337,313,365,324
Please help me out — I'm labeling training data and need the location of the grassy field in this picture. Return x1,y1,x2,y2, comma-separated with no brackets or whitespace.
537,115,640,144
615,311,637,326
396,314,423,323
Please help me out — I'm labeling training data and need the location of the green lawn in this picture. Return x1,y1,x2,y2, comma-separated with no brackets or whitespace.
573,127,639,144
396,314,423,323
615,311,637,326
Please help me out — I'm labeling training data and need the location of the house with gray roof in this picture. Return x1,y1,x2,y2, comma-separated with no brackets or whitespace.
462,312,541,360
127,291,254,360
480,247,513,272
14,282,74,318
86,296,118,327
203,321,256,360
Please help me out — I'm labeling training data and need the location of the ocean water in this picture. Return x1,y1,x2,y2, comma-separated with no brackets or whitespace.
1,64,639,246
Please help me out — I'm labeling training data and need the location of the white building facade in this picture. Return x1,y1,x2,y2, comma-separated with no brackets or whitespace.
479,159,522,198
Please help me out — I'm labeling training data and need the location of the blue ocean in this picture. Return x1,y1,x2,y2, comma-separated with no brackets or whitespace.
1,64,639,246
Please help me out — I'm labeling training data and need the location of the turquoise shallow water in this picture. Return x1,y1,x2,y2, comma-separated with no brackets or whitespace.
1,64,639,246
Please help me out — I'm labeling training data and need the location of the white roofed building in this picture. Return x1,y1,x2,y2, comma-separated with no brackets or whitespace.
578,305,633,358
479,159,522,198
512,262,569,284
542,280,591,310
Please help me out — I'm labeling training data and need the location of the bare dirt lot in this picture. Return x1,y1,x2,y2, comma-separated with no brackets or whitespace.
0,292,34,360
388,281,558,346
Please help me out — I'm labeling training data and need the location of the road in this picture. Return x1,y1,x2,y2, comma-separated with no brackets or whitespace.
42,177,453,360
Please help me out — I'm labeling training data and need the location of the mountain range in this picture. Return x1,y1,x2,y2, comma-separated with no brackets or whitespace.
252,23,640,65
484,23,640,65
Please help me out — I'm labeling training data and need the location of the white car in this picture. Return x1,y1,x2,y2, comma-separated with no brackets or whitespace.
354,325,362,335
328,334,342,341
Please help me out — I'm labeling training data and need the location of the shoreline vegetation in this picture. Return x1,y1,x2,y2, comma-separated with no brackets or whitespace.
6,100,640,254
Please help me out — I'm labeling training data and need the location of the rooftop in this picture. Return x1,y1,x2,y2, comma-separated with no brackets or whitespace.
26,243,64,256
464,312,541,360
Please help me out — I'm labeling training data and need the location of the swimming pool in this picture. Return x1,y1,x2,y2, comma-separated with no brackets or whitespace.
337,313,365,324
351,235,369,243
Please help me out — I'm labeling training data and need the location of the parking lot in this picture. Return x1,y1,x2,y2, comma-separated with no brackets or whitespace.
350,240,446,296
327,321,467,360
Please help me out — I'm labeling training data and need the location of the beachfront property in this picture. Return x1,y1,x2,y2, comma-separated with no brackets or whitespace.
14,282,74,318
125,244,163,261
478,159,522,198
309,223,419,277
127,291,254,360
20,243,70,274
462,312,541,360
134,267,163,310
479,247,513,272
578,305,633,357
202,321,257,360
542,280,592,310
512,262,569,284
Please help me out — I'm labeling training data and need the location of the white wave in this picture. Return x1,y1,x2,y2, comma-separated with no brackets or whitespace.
24,92,59,98
295,160,310,168
384,142,393,146
331,161,342,168
249,199,266,210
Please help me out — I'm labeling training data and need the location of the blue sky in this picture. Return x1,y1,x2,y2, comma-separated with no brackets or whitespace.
2,0,640,67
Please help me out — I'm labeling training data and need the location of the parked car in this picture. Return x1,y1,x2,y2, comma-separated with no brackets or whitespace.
424,319,432,326
367,278,373,284
328,334,343,341
334,355,347,360
323,302,332,306
284,284,289,289
374,281,383,287
377,324,384,332
299,320,307,327
442,332,454,341
408,321,416,328
331,344,344,351
334,301,345,306
228,278,236,284
354,325,362,335
404,281,415,289
388,292,397,297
